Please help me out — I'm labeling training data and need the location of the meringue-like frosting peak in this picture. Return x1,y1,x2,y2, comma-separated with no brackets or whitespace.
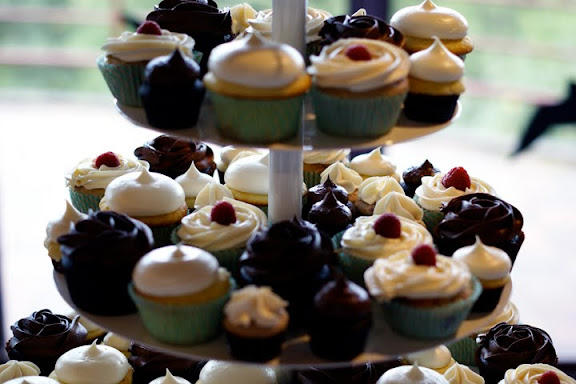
350,147,398,178
208,33,305,89
452,236,511,280
149,369,192,384
410,37,464,82
0,360,41,381
193,183,235,209
224,153,270,194
175,162,216,199
224,285,288,328
443,363,484,384
197,361,277,384
44,200,88,255
377,364,449,384
406,345,453,369
390,0,469,40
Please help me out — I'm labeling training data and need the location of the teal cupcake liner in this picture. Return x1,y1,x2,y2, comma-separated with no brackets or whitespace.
97,55,146,107
447,336,478,366
413,195,445,233
331,230,346,250
128,280,235,345
208,91,305,143
68,187,103,214
380,277,482,339
311,86,406,137
303,170,322,189
337,252,374,286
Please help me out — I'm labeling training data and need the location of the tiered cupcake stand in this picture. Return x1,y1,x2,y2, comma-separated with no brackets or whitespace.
54,0,512,368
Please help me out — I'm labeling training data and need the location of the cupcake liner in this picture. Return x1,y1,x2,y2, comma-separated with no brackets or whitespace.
128,280,234,345
337,252,374,286
303,170,322,189
68,187,104,214
208,91,304,143
379,277,482,339
311,86,406,137
97,55,146,107
413,195,445,233
331,229,346,250
447,336,478,366
150,223,180,248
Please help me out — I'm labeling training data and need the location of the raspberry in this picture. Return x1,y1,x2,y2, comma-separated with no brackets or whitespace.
412,244,437,267
441,166,471,191
538,371,560,384
373,213,401,238
136,21,162,35
93,152,120,168
210,201,236,226
344,44,371,61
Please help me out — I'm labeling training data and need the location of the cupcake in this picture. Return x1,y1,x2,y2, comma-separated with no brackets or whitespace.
149,369,192,384
134,135,217,178
0,360,41,382
140,49,205,130
204,33,310,143
49,341,133,384
307,190,354,238
195,361,277,384
4,378,60,384
129,344,205,384
376,363,449,384
435,193,525,261
58,211,154,315
98,20,197,107
349,147,400,181
193,183,234,210
223,285,289,362
302,148,350,188
308,274,372,361
5,310,86,376
102,333,132,358
364,245,481,339
476,323,558,384
498,364,575,384
390,0,473,57
44,200,87,271
413,167,496,232
319,162,363,202
404,345,456,375
175,198,268,275
443,363,485,384
99,169,188,247
338,213,434,285
216,146,267,184
129,245,233,344
175,162,217,210
305,176,356,219
453,237,512,313
238,218,335,327
403,37,465,123
66,151,149,214
354,176,405,216
308,38,409,138
400,159,440,198
228,3,257,36
373,191,425,226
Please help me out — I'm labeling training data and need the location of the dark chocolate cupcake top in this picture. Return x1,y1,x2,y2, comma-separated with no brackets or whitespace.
58,211,154,266
134,135,217,178
401,159,440,196
146,0,232,54
476,322,558,384
308,177,349,206
6,309,87,375
435,193,523,255
145,49,201,86
314,275,372,320
307,191,353,237
319,12,404,47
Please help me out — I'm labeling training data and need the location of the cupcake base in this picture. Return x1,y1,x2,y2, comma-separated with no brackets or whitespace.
403,93,459,124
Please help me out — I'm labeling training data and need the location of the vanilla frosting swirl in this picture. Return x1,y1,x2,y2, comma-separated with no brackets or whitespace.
319,162,363,194
177,197,267,251
224,285,288,328
406,345,454,370
357,176,405,205
414,173,496,212
477,302,520,335
303,149,350,165
100,169,185,217
66,154,149,190
228,3,257,35
217,146,267,172
374,191,424,224
410,37,464,82
390,0,469,40
444,363,484,384
224,153,269,194
309,37,410,92
377,364,449,384
350,147,398,178
44,201,87,258
341,215,433,260
102,29,195,62
453,236,511,280
364,251,471,301
500,364,576,384
175,162,217,200
193,183,235,209
0,360,41,381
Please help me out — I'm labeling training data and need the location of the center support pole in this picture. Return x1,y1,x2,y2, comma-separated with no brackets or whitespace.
268,0,307,223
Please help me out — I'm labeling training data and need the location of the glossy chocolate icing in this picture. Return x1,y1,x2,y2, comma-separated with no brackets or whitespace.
476,322,558,384
308,177,349,206
6,309,87,375
400,159,440,197
307,190,353,237
319,13,404,47
134,134,217,178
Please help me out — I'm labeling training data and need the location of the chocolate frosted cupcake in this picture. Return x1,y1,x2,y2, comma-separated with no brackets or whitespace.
140,49,205,130
308,274,372,360
239,218,335,327
307,191,354,238
400,159,440,198
58,211,154,315
305,177,357,219
134,135,217,178
435,193,525,263
476,323,558,384
5,310,87,375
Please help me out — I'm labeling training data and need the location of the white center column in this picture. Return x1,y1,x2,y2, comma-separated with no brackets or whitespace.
268,0,307,223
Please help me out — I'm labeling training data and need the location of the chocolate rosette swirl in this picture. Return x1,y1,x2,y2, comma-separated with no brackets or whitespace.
134,135,217,178
6,309,87,375
434,193,524,261
319,13,404,47
58,211,154,315
476,322,558,384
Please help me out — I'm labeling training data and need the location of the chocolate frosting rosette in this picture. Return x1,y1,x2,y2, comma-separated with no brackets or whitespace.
5,309,87,375
134,135,217,178
476,322,558,384
435,193,524,262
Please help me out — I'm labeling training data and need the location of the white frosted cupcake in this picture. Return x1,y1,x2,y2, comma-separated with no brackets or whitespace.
405,345,456,375
102,333,131,358
216,146,267,183
4,378,60,384
349,147,400,180
149,369,192,384
193,183,235,210
374,191,425,226
175,162,218,209
355,176,405,215
319,161,363,202
196,361,277,384
0,360,41,382
376,363,449,384
498,364,575,384
443,363,485,384
228,3,258,36
303,148,350,187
